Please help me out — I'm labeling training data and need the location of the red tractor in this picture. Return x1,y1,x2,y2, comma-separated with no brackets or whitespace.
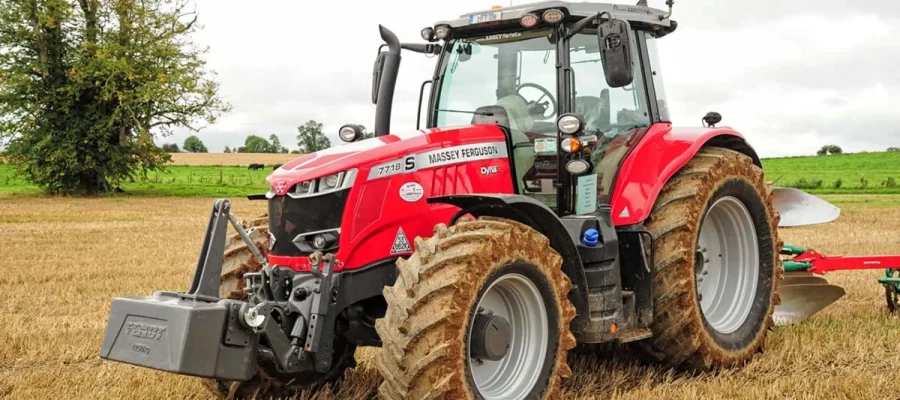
100,2,797,398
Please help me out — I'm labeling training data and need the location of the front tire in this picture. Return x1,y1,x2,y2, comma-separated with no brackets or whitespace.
634,147,782,370
374,217,577,399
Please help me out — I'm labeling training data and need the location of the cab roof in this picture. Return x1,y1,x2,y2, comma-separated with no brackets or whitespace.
435,1,673,31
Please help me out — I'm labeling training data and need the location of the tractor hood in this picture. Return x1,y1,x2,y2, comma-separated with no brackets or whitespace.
266,136,395,195
265,126,506,196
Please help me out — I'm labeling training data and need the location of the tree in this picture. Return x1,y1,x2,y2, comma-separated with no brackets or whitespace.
358,124,375,140
233,134,290,153
161,143,180,153
0,0,229,194
183,135,208,153
888,147,900,153
223,146,231,153
238,135,272,153
817,145,843,156
296,120,331,153
268,134,288,153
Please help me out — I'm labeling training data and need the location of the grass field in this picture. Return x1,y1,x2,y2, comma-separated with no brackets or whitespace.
763,151,900,194
1,194,900,399
0,162,279,197
0,153,299,196
3,151,900,197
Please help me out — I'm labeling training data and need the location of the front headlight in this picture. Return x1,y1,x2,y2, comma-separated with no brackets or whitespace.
322,173,341,189
557,114,583,135
296,180,313,195
284,169,357,199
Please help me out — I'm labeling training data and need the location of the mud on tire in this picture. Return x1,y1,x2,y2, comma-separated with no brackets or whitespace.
201,215,357,399
374,217,577,399
633,147,782,370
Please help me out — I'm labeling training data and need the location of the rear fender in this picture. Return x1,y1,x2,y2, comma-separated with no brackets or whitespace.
610,125,761,226
427,194,591,331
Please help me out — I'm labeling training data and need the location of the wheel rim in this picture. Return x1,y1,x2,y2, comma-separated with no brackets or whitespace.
467,273,549,400
695,196,760,334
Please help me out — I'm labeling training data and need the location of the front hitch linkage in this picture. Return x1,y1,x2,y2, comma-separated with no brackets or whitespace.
192,199,344,374
189,199,270,298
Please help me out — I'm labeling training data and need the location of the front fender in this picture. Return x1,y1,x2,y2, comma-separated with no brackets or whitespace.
610,124,761,226
426,194,591,331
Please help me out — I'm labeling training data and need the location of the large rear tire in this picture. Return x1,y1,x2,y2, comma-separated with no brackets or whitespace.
374,217,577,399
201,215,357,399
633,147,782,370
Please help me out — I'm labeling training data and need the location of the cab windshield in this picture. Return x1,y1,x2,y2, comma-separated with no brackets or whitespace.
433,29,650,139
431,27,651,207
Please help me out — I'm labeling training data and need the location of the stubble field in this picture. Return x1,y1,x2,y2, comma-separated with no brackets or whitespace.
1,194,900,399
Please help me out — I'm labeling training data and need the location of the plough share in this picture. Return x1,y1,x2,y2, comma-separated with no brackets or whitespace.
774,244,900,325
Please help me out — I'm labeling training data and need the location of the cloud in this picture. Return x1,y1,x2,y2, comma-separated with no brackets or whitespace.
158,0,900,158
659,7,900,157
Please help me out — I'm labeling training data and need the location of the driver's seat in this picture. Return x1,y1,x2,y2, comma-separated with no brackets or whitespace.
494,95,534,144
470,95,535,144
575,89,610,134
471,95,536,190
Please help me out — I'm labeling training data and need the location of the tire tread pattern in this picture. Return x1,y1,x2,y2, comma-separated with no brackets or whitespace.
636,147,783,370
375,217,577,399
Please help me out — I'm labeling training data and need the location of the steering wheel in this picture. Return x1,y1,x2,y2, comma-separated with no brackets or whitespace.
516,83,558,120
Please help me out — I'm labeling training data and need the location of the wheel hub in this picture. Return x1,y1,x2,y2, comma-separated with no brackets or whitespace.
469,312,511,361
695,196,760,334
467,273,548,400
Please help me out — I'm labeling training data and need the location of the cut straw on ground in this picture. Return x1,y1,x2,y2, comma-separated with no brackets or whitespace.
1,195,899,399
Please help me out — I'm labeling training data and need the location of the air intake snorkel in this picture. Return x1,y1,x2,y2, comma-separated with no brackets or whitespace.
373,26,401,137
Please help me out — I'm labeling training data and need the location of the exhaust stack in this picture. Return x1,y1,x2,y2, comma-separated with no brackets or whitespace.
374,25,401,137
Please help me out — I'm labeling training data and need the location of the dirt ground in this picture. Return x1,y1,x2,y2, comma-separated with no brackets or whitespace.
1,195,899,399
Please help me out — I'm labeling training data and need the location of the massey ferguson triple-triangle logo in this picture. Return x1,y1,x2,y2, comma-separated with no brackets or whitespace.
390,227,413,254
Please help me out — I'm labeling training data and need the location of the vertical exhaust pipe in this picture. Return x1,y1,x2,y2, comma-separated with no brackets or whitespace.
374,25,401,136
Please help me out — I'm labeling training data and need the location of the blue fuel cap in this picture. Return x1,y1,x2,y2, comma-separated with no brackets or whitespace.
582,228,599,247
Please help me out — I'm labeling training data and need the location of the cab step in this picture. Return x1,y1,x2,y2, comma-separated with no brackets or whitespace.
615,328,653,343
579,288,625,343
578,288,655,344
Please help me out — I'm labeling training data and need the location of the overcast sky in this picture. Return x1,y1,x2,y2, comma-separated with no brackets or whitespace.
163,0,900,158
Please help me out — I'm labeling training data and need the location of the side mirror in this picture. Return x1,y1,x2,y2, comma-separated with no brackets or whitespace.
597,18,634,88
372,52,388,104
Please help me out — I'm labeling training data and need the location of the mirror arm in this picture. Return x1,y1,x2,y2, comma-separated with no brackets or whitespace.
400,43,442,55
566,13,599,39
660,0,674,20
566,11,611,40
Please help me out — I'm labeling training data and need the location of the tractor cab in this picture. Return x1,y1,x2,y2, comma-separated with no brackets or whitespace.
366,1,676,214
